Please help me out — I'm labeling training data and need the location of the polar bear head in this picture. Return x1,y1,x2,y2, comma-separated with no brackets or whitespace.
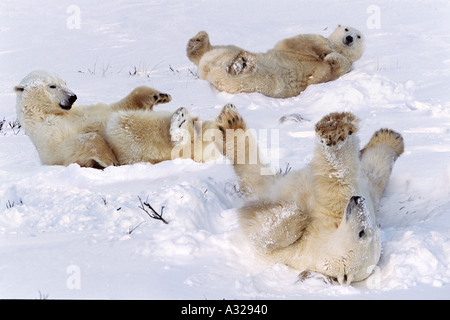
328,25,364,63
324,196,381,285
14,71,77,116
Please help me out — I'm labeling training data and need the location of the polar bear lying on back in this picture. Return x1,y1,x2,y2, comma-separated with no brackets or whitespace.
14,71,218,168
187,25,364,98
214,104,404,285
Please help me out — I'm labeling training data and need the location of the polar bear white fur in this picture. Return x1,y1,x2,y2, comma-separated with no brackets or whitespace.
215,104,404,285
14,70,219,168
105,106,220,165
187,25,364,98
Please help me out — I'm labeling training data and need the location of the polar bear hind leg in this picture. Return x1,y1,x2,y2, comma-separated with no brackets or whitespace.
170,107,191,146
215,104,249,165
186,31,212,66
360,128,404,159
359,128,404,208
215,104,275,196
215,104,245,134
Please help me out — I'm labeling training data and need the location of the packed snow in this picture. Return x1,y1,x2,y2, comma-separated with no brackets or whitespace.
0,0,449,299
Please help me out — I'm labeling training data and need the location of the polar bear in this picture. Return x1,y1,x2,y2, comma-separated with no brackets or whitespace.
187,25,364,98
215,104,404,285
14,70,218,168
14,70,172,167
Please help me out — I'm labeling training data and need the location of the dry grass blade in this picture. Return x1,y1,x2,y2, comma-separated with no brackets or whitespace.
137,196,169,224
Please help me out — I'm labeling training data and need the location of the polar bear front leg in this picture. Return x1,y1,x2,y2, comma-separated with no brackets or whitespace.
324,52,352,80
65,132,119,168
239,200,309,253
312,112,361,215
112,86,172,111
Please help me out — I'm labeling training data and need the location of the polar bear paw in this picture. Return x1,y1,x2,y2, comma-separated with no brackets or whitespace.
151,92,171,105
298,270,336,285
361,128,404,159
215,104,248,161
128,86,171,110
186,31,211,65
227,51,256,76
170,107,190,146
216,103,246,133
315,111,360,147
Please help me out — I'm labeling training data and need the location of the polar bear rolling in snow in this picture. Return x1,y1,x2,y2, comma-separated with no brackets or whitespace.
14,71,218,168
215,104,404,285
187,25,364,98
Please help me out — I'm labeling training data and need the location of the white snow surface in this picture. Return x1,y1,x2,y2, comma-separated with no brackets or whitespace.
0,0,449,299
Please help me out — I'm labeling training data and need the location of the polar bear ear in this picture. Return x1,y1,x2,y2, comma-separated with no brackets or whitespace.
337,24,342,28
14,85,25,93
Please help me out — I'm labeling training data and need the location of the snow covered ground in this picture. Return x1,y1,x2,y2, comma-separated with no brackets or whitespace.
0,0,449,299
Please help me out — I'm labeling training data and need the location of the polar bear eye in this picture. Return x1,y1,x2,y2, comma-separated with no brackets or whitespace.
345,28,349,32
357,35,361,39
49,84,57,89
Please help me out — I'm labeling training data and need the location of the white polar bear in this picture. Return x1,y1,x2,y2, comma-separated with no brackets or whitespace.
215,104,404,285
14,71,219,168
187,25,364,98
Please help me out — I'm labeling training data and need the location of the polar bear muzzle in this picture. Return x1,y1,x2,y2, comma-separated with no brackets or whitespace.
58,89,77,110
345,196,367,221
343,35,355,46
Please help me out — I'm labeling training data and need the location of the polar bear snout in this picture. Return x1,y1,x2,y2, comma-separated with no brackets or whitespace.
351,195,363,205
344,196,373,237
68,93,77,104
58,90,77,110
345,196,366,218
343,35,354,46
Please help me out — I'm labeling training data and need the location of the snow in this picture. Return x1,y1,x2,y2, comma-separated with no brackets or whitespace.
0,0,449,299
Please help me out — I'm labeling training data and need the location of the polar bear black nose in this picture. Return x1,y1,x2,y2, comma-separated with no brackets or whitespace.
68,94,77,104
345,35,353,43
351,196,364,205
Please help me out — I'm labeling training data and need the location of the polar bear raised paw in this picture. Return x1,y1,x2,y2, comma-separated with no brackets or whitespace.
315,111,360,147
152,92,171,105
124,86,172,111
361,128,404,159
227,51,256,75
170,107,190,146
216,104,246,133
186,31,212,66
